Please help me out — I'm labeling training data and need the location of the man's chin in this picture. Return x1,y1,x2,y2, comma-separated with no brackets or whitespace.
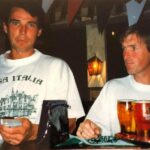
126,69,134,75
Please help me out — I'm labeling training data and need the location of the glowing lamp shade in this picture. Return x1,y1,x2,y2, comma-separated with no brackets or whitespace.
88,55,103,76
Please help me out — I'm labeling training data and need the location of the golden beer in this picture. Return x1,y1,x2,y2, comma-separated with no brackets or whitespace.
134,101,150,141
117,100,136,135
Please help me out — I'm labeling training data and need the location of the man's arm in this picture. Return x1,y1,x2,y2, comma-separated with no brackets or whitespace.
69,118,76,133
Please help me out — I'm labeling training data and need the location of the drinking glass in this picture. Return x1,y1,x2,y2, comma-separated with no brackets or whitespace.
117,99,136,137
134,100,150,142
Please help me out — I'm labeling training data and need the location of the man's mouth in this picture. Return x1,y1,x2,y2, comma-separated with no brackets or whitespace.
125,61,134,69
17,39,27,43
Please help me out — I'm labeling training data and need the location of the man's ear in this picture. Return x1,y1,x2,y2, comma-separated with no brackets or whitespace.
3,23,8,34
37,29,42,37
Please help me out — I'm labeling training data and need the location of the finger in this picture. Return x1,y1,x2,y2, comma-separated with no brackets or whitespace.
80,130,94,139
76,126,84,138
1,125,21,134
76,128,90,139
0,129,11,139
82,121,96,136
1,123,27,138
76,130,82,138
77,127,97,139
77,121,97,139
6,138,20,145
1,129,23,143
94,127,101,135
90,122,100,135
3,133,22,145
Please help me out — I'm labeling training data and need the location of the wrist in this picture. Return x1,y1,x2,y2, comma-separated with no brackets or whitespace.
25,122,33,141
25,123,38,141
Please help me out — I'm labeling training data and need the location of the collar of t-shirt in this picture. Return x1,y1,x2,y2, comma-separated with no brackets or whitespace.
0,49,41,67
130,75,150,92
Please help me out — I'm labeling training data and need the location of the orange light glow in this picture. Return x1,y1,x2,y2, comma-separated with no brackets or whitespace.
88,55,103,76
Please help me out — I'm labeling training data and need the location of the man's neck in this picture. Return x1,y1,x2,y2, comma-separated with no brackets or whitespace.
134,73,150,85
7,49,35,59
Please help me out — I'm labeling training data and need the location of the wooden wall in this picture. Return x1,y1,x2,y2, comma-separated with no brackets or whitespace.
105,23,128,80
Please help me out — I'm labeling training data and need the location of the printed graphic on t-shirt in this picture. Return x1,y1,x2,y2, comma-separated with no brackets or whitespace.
0,88,38,118
0,75,43,85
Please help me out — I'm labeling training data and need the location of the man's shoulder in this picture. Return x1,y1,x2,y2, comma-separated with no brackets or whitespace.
101,75,131,94
110,75,129,82
41,53,69,69
106,75,130,87
40,53,65,63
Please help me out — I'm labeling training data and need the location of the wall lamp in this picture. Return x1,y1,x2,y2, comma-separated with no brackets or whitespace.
88,55,103,76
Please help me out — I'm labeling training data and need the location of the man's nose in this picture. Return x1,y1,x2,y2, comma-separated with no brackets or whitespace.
123,49,132,59
19,25,27,34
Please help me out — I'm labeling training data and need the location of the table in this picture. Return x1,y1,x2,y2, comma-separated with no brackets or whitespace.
0,141,147,150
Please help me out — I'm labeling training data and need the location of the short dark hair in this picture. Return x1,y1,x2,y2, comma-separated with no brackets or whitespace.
120,24,150,52
0,0,47,29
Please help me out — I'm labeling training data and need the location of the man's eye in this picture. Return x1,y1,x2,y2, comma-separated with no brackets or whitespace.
121,45,137,51
28,22,38,28
9,20,20,26
131,45,136,50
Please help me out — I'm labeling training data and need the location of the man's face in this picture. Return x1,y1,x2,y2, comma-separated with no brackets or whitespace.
3,7,42,54
122,33,150,77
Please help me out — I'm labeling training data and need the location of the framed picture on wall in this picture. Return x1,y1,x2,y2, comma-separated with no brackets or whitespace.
86,23,107,88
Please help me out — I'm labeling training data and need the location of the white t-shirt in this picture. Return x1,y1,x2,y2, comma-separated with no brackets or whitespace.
0,49,85,124
86,75,150,136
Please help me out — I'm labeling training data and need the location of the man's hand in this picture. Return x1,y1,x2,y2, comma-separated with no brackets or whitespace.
0,118,38,145
76,119,101,139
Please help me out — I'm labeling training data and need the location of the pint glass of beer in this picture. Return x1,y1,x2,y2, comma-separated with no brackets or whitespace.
117,99,136,136
134,100,150,141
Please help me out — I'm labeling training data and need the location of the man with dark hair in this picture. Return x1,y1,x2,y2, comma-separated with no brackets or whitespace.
0,1,85,145
1,1,47,30
77,24,150,139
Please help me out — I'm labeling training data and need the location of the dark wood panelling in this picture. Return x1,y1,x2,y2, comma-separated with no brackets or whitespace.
105,23,128,80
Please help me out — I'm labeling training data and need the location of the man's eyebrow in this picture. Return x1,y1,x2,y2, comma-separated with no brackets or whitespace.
28,21,38,24
122,44,136,49
8,19,39,25
8,18,19,22
128,44,136,47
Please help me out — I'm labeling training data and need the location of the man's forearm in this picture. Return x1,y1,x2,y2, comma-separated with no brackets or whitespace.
69,118,76,133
